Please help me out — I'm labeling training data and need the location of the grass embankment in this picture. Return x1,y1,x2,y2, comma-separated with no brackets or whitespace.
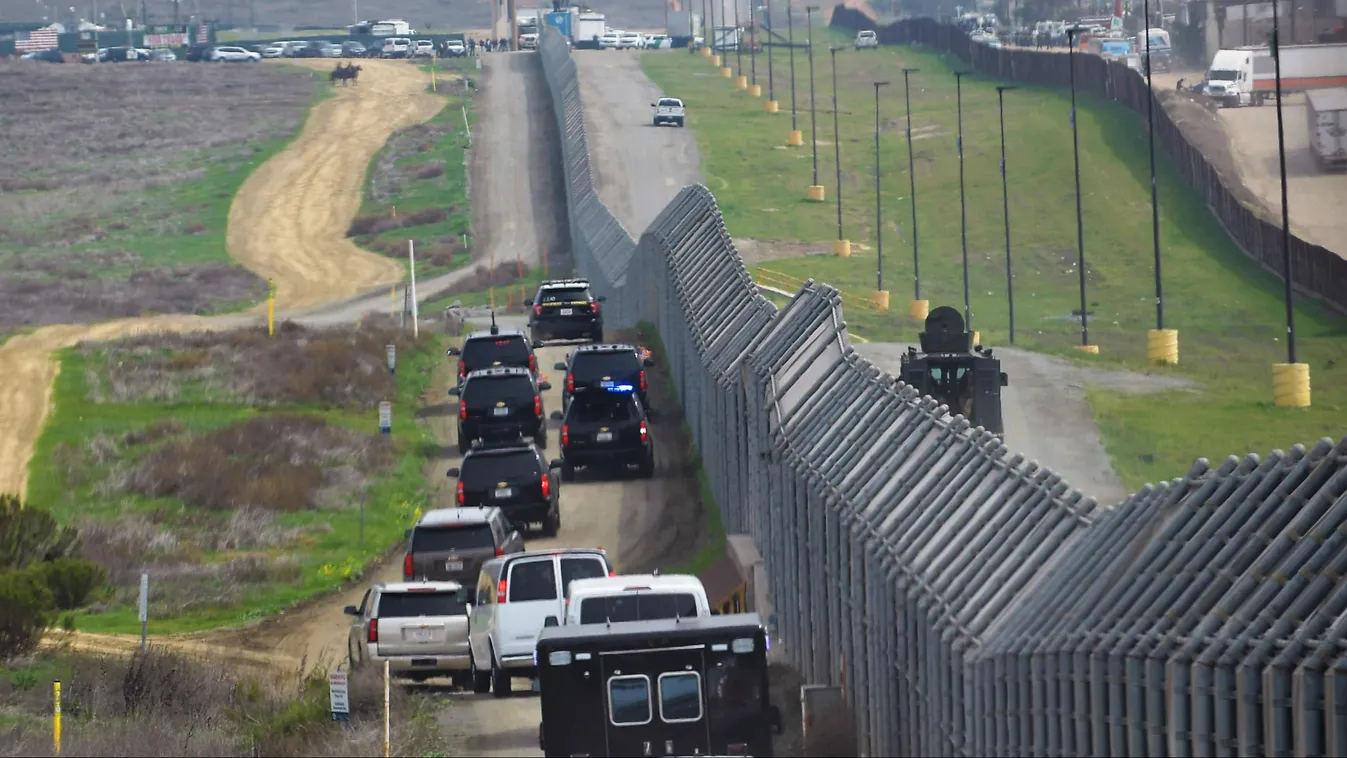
346,74,478,282
23,322,445,635
640,37,1347,490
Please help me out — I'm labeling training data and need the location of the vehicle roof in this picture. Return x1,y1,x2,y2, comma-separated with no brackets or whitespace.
465,366,533,379
1307,88,1347,111
568,574,705,596
466,327,528,340
483,548,611,571
539,278,591,289
571,343,638,356
417,506,498,527
376,580,464,593
463,440,541,458
537,612,765,648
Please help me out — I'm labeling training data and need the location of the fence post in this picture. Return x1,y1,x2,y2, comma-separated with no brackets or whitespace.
53,680,61,756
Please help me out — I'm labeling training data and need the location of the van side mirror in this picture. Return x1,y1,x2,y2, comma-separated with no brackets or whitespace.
532,340,546,349
525,298,534,306
448,386,460,396
446,346,461,356
549,458,563,468
553,361,567,371
343,605,359,616
538,381,552,391
544,616,559,627
769,704,783,735
456,587,470,603
550,411,563,421
643,357,656,368
710,608,721,615
596,295,607,302
447,467,460,477
1000,372,1009,387
404,528,413,539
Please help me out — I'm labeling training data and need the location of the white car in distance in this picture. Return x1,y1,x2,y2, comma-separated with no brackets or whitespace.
210,45,261,62
618,31,645,49
652,96,686,127
599,31,622,49
855,30,879,49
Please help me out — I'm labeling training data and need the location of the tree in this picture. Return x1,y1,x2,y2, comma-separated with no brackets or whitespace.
0,493,81,571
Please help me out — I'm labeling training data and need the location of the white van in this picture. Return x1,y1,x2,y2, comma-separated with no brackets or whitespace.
468,548,614,696
381,37,412,58
562,574,711,625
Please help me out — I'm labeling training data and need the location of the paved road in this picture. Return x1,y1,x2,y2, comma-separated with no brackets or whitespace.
573,49,703,234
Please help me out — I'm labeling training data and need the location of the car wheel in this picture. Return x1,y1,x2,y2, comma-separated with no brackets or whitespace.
639,451,655,479
491,660,512,698
348,640,360,669
542,509,558,537
471,653,491,694
561,462,575,483
590,327,603,343
458,437,470,455
535,428,548,450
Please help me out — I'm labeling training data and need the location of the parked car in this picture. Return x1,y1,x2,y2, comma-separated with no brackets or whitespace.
468,549,615,695
146,48,177,61
341,40,367,57
81,46,139,63
618,31,645,49
210,45,261,62
403,506,524,585
280,40,309,57
20,48,64,62
855,30,879,49
443,39,467,57
184,43,213,62
344,581,474,685
599,31,621,49
381,37,412,58
411,39,436,58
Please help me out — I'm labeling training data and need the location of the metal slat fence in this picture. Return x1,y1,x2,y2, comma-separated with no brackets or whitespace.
538,27,1347,757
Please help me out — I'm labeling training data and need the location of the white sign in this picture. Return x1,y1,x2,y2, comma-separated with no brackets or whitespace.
386,344,396,373
329,671,350,719
137,571,149,623
379,401,392,434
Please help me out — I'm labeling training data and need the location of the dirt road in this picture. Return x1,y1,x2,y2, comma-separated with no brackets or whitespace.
1218,94,1347,260
855,342,1193,505
0,60,445,499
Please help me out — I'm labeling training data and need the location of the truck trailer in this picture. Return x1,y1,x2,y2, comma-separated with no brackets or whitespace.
1307,88,1347,171
1204,43,1347,107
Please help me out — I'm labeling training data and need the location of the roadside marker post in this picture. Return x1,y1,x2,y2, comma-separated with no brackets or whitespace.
408,241,420,339
379,401,392,436
386,344,396,375
383,660,391,757
138,570,149,650
266,278,276,336
53,680,61,755
328,670,350,722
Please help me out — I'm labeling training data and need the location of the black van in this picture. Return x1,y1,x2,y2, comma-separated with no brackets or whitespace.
536,613,783,757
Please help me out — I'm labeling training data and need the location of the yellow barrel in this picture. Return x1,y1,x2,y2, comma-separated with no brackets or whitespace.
909,299,929,321
786,129,803,146
833,239,851,257
766,100,780,113
806,185,825,201
1147,328,1179,365
1273,362,1311,408
872,291,890,311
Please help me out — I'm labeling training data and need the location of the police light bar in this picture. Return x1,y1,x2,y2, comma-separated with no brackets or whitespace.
605,384,635,393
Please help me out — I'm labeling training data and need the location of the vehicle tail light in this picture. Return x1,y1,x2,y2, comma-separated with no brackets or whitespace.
566,373,574,393
458,362,466,379
497,578,508,603
529,354,538,373
727,743,748,755
368,618,379,643
639,421,648,444
456,481,465,505
403,553,414,578
495,546,504,557
534,395,543,417
561,424,569,446
533,304,542,316
639,370,647,392
609,571,617,577
591,301,600,314
459,400,467,420
541,473,551,498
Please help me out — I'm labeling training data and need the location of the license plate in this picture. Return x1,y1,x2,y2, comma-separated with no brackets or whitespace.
596,432,613,443
494,487,513,498
559,308,573,316
600,380,614,388
413,629,432,642
493,407,509,417
445,560,463,572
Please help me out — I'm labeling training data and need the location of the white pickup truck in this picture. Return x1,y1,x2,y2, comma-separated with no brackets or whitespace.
855,30,879,50
652,96,686,127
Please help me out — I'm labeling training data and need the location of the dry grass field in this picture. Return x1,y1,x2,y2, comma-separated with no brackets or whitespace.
0,62,321,339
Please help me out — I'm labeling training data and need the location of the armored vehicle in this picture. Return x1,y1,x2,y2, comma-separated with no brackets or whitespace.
898,306,1009,436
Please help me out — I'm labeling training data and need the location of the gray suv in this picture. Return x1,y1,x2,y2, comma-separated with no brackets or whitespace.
404,506,524,586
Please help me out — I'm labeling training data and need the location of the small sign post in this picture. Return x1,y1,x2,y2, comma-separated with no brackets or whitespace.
378,401,392,435
386,344,396,375
329,671,350,722
138,571,149,650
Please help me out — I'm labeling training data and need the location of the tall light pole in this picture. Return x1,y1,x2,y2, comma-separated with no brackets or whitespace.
733,0,743,79
1269,6,1309,406
763,3,777,112
954,70,972,331
902,67,924,319
831,47,849,256
1142,0,1174,364
749,0,757,93
996,85,1016,344
805,5,822,200
875,81,891,301
786,2,801,145
1067,28,1092,351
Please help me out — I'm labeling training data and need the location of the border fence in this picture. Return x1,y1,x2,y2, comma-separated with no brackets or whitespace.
827,9,1347,315
539,26,1347,758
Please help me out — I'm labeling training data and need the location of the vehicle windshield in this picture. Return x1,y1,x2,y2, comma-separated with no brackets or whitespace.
578,592,699,623
463,375,535,409
461,337,531,370
411,523,494,551
1209,68,1238,81
461,451,540,487
377,590,467,618
539,287,591,304
571,352,640,383
569,395,637,424
658,99,682,107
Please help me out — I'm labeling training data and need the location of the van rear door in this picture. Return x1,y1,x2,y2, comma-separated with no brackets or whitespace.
600,646,711,756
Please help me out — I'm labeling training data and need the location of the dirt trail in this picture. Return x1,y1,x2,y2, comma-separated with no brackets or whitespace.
0,60,444,499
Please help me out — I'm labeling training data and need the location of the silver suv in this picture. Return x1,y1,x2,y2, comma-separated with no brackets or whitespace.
345,581,472,685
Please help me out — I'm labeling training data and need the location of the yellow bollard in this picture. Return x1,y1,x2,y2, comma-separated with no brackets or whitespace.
267,278,276,337
431,65,437,92
735,74,748,89
1146,328,1179,365
909,299,930,321
1272,362,1311,408
720,66,733,78
872,290,891,311
766,99,780,113
702,46,712,57
1075,344,1100,354
749,84,762,96
53,680,61,756
971,331,980,347
390,286,396,318
786,129,803,146
711,54,721,66
806,185,825,201
833,239,851,257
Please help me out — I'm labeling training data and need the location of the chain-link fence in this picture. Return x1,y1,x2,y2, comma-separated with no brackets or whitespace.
538,27,1347,757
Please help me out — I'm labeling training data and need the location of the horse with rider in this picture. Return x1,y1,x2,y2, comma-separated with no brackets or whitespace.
330,61,362,86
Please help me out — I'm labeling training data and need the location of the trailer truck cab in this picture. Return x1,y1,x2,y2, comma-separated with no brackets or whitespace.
536,612,784,757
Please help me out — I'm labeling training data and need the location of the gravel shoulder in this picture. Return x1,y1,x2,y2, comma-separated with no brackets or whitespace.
856,341,1194,506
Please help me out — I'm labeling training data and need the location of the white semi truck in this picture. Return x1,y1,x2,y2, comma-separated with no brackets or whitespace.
1203,42,1347,107
1306,88,1347,171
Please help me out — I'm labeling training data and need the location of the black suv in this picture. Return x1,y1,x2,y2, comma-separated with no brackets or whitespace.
447,440,563,536
527,279,605,344
447,324,539,388
450,367,550,454
555,387,654,481
555,343,655,414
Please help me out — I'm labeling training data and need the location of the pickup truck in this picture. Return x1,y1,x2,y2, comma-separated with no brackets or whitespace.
345,581,473,686
652,97,686,127
855,30,879,49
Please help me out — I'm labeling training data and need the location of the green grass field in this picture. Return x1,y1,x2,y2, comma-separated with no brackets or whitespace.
24,330,445,634
641,36,1347,491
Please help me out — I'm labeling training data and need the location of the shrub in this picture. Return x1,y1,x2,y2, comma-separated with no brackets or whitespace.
0,568,55,659
0,493,81,570
36,556,107,610
403,206,448,226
